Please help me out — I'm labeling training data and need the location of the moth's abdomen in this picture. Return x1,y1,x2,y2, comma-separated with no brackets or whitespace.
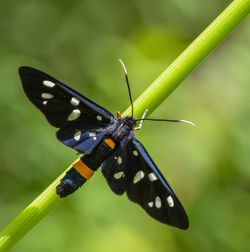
56,166,87,197
73,159,94,180
56,138,116,197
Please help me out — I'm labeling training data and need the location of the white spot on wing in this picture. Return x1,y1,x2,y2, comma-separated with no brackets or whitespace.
133,150,138,156
89,132,97,140
70,97,80,106
133,170,144,184
167,196,174,207
148,202,154,208
96,115,102,121
68,109,81,121
89,132,96,137
41,93,53,99
74,131,81,141
155,196,162,208
113,171,124,179
148,173,157,181
42,100,48,105
117,156,122,165
43,80,55,88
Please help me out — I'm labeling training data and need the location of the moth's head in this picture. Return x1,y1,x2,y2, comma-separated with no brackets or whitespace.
123,115,137,128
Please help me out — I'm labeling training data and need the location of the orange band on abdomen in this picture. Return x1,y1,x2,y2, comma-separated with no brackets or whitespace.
104,138,116,149
73,159,94,179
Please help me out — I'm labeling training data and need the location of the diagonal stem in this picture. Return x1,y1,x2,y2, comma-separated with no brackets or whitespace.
1,0,250,251
122,0,250,118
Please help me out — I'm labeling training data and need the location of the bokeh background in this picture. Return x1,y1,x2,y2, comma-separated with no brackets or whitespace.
0,0,250,251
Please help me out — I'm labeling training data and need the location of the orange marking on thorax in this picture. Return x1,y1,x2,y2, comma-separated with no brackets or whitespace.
104,138,116,149
73,159,94,179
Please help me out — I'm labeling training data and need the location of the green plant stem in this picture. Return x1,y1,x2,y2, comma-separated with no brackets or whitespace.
123,0,250,118
1,0,250,251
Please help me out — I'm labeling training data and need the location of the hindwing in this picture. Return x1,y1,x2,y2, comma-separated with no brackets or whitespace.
102,138,189,229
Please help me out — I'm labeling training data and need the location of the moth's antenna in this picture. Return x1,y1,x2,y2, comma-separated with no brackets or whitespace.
119,59,134,117
136,118,196,127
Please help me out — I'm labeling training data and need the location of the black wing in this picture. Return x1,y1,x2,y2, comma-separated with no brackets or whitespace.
19,66,114,154
102,138,189,229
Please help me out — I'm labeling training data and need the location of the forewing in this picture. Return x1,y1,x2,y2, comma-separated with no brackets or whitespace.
19,66,114,153
102,138,189,229
57,127,105,154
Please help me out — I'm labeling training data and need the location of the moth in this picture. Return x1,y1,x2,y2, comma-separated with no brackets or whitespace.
19,60,192,229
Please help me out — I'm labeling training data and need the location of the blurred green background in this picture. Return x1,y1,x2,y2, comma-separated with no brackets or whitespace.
0,0,250,251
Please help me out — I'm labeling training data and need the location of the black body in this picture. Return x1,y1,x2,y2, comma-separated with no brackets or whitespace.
19,66,189,229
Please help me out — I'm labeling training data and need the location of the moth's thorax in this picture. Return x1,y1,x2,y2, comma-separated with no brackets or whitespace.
109,116,136,144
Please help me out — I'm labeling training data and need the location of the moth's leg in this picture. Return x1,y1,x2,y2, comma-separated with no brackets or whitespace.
134,109,149,130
